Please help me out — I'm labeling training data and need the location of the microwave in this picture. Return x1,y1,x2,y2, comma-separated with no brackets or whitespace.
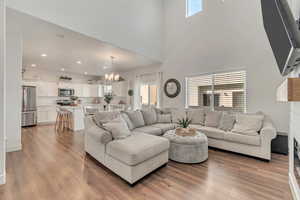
58,88,75,97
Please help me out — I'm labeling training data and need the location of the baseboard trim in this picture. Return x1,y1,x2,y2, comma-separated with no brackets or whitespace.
290,172,300,200
0,173,5,185
6,144,21,152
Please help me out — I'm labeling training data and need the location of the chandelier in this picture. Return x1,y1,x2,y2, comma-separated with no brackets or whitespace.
105,56,120,82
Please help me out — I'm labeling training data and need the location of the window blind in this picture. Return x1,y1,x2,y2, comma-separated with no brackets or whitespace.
186,71,246,113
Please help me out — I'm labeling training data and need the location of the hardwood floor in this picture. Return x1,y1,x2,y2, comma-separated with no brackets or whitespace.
0,125,292,200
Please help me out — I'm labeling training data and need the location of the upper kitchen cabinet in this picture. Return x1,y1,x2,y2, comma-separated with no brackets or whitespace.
58,82,74,89
37,81,58,97
112,81,128,97
74,84,102,97
89,84,100,97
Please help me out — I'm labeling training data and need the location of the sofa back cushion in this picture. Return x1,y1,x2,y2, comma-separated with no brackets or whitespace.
205,111,222,128
103,117,132,140
218,113,236,131
93,111,120,127
125,110,145,128
141,108,157,125
157,114,172,123
187,109,205,125
231,114,264,136
120,112,135,130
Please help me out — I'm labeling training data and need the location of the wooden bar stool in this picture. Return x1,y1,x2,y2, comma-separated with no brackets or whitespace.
55,107,73,132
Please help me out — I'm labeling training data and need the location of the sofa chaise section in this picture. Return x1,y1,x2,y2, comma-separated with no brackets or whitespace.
84,116,170,184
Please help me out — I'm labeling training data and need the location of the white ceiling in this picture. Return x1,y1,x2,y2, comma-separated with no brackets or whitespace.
7,9,160,76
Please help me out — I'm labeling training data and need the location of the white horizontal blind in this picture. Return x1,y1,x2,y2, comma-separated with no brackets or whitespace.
187,74,212,107
214,71,246,113
186,71,246,113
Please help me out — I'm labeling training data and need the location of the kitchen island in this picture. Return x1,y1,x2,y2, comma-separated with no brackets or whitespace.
59,105,85,131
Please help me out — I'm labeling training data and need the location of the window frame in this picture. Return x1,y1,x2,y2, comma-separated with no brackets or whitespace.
185,69,247,113
140,83,158,107
186,0,203,18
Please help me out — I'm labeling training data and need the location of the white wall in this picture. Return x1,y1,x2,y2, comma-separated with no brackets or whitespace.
6,31,22,152
160,0,289,132
0,0,6,185
23,68,98,84
6,0,163,62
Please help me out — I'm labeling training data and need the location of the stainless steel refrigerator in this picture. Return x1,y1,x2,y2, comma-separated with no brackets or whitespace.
22,86,37,127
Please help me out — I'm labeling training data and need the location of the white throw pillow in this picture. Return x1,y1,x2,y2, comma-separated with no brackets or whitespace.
186,109,205,125
157,114,172,123
125,110,145,128
232,114,264,136
141,108,157,125
104,117,131,140
218,113,236,131
205,111,222,128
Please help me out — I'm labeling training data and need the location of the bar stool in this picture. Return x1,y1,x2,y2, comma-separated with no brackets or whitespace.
55,107,73,132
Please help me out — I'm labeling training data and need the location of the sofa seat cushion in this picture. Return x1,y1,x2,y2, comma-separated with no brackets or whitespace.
197,126,226,140
133,126,163,136
151,123,176,133
224,132,261,146
106,133,170,166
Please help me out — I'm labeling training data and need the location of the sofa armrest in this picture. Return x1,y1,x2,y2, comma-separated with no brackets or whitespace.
85,126,113,144
260,116,277,140
84,116,113,144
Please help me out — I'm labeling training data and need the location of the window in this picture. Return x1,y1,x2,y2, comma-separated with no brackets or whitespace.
140,84,158,107
186,0,203,17
186,71,246,113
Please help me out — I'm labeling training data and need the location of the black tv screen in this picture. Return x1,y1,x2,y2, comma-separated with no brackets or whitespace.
261,0,300,75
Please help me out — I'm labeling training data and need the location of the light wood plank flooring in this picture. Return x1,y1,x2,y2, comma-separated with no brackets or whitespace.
0,125,292,200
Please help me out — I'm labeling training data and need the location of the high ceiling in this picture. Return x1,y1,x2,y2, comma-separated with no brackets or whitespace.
7,9,160,76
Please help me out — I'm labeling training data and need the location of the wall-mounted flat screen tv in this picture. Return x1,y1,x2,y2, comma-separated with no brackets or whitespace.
261,0,300,76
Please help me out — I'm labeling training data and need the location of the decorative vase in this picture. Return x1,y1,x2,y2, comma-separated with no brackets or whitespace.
175,128,197,137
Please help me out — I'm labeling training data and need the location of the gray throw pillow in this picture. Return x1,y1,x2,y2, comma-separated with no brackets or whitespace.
186,109,205,125
141,108,157,125
232,114,264,136
103,117,131,140
157,114,172,123
125,110,145,128
205,111,222,128
218,114,236,131
120,112,135,130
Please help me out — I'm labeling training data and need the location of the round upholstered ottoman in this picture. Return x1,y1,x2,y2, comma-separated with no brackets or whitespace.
163,130,208,164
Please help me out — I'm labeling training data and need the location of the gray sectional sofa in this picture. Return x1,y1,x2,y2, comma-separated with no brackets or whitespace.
84,108,277,184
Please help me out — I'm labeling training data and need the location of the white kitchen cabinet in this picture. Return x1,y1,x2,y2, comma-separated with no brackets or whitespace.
36,81,58,97
89,85,99,97
37,105,57,124
58,82,75,90
112,81,127,97
82,84,91,97
48,82,58,97
73,84,84,97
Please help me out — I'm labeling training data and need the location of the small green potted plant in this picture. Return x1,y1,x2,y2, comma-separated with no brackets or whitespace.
103,92,114,110
176,117,196,136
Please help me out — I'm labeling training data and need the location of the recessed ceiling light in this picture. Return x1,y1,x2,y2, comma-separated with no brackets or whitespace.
103,66,110,69
84,72,88,75
31,64,37,67
41,54,47,57
77,61,82,64
61,68,65,72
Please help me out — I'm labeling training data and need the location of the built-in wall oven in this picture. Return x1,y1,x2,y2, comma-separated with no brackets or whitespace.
58,88,75,97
